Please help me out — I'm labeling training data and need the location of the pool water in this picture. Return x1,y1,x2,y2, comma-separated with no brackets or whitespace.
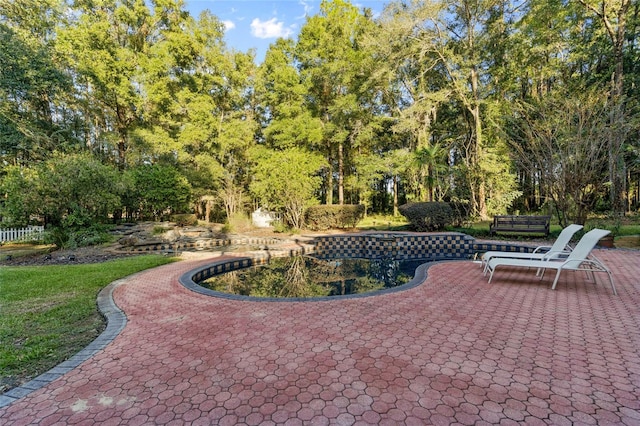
200,255,427,298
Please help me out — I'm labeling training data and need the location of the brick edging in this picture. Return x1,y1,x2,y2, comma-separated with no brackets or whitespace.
0,276,130,408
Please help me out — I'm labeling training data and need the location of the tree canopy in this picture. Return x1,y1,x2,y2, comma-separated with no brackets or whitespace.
1,0,639,230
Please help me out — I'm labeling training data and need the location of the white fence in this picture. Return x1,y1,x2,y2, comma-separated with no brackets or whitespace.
0,226,45,243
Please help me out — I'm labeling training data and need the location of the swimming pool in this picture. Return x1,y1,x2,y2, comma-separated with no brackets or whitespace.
179,232,526,301
197,255,431,298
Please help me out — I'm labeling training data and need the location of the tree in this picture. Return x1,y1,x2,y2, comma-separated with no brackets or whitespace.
384,149,413,216
249,147,326,229
257,38,323,150
414,144,447,202
439,0,510,219
135,9,256,222
3,0,640,226
508,90,628,225
372,0,522,219
126,164,192,220
0,165,40,226
577,0,633,214
366,0,449,205
346,153,386,215
296,0,375,205
36,153,125,227
55,0,198,168
0,15,73,165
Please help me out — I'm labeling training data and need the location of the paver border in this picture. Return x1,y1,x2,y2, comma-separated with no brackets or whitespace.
0,275,131,408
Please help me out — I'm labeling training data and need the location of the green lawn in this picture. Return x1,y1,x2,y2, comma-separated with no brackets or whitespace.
0,255,176,393
356,214,410,231
358,213,640,240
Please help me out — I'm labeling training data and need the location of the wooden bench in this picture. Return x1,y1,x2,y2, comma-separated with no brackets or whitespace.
489,215,550,237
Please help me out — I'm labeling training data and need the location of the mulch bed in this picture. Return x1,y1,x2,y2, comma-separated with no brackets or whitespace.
0,245,142,267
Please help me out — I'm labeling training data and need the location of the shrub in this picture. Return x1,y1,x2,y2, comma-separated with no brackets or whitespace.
398,202,456,231
304,205,365,231
249,147,326,229
44,223,113,249
0,154,124,230
449,201,471,226
171,214,198,227
271,220,290,233
153,225,172,235
222,212,253,234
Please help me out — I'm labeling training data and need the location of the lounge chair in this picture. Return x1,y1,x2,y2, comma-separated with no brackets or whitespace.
486,228,616,295
481,224,583,274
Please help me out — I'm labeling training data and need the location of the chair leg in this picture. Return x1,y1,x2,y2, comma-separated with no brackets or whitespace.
551,269,563,290
583,270,596,282
488,267,496,283
538,268,547,280
607,271,617,296
482,255,491,276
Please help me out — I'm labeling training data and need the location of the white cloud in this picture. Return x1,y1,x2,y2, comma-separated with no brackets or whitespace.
222,20,235,31
250,17,294,39
297,0,314,18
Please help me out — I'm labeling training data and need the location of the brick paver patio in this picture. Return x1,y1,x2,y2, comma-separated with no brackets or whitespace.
1,249,639,425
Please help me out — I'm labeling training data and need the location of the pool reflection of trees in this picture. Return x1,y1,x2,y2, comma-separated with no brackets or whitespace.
201,255,418,298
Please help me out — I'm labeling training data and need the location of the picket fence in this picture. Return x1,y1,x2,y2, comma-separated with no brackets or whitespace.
0,226,45,243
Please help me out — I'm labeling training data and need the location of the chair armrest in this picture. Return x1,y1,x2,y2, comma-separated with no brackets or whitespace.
532,246,552,253
541,250,570,261
561,258,608,272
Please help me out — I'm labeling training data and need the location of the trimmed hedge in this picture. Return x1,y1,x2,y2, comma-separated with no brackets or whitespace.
304,204,365,231
399,202,459,231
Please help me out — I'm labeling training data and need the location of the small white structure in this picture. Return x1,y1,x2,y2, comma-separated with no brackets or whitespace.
252,208,276,228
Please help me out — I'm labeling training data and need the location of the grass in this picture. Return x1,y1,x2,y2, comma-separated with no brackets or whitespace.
357,214,410,231
0,255,176,392
586,215,640,236
359,213,640,241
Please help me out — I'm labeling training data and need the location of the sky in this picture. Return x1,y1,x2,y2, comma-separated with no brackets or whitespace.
183,1,387,63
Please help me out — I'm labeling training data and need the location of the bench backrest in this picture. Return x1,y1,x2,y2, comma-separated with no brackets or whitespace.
493,215,550,225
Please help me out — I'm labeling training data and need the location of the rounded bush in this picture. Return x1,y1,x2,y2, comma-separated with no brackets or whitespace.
398,202,456,231
304,205,365,231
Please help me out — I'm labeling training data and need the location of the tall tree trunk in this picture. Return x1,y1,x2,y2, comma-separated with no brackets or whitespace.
609,14,628,214
115,102,129,169
326,154,333,205
393,174,399,217
469,65,487,219
428,164,434,202
338,141,344,205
